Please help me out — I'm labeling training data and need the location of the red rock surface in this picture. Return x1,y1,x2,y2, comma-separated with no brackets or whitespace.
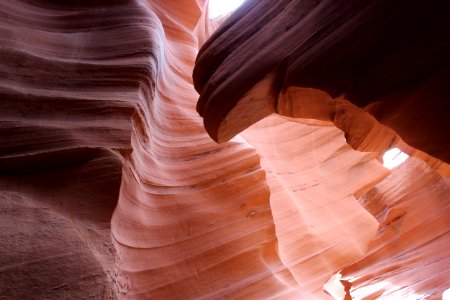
194,0,450,163
0,0,449,299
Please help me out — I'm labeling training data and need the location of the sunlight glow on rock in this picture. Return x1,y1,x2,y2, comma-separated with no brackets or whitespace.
382,147,409,170
209,0,246,19
323,272,346,300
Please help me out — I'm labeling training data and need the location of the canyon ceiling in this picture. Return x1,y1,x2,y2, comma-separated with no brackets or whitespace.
0,0,449,299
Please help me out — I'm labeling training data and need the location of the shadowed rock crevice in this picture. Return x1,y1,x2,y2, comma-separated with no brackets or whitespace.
193,0,450,163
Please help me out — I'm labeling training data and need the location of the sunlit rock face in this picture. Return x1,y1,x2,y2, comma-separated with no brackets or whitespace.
342,157,450,299
0,0,449,299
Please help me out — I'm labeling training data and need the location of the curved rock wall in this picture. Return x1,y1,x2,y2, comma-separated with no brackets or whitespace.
342,157,450,299
193,0,450,298
0,0,449,299
110,1,297,298
193,0,450,163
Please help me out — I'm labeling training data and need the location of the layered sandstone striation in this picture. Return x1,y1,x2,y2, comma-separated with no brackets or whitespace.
0,0,449,299
194,0,450,163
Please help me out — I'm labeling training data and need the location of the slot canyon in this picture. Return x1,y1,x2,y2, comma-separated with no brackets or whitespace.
0,0,449,299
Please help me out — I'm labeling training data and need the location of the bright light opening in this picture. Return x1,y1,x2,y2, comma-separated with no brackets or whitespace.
443,288,450,300
209,0,246,19
323,272,346,300
382,147,409,170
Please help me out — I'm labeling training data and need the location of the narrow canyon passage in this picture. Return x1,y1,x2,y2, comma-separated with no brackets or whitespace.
0,0,449,299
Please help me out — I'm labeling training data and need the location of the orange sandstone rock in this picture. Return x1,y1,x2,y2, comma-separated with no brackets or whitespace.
0,0,449,299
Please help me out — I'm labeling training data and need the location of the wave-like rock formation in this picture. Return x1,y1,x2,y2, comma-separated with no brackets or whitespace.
194,0,450,164
0,0,449,299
